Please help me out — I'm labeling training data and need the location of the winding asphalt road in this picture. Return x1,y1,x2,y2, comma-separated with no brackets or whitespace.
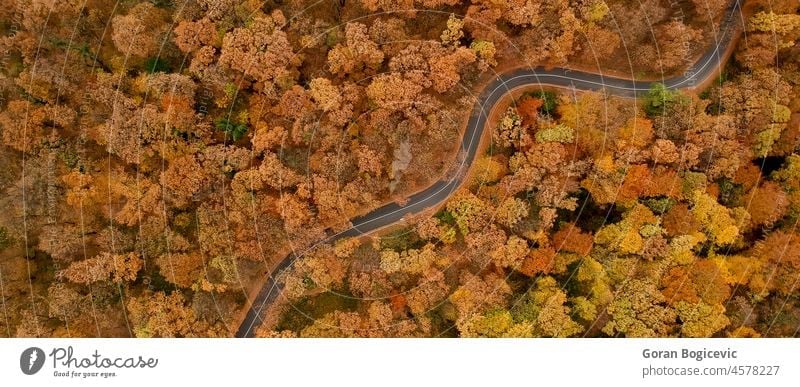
236,0,743,337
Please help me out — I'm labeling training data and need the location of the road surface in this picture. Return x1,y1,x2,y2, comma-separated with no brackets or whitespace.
236,0,743,337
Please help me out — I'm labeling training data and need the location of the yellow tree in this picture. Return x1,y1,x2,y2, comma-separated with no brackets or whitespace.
603,279,677,337
511,276,583,337
446,190,489,235
127,291,196,338
60,252,143,285
690,190,740,246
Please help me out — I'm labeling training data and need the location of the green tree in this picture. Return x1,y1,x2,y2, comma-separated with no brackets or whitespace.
215,118,248,141
643,83,683,116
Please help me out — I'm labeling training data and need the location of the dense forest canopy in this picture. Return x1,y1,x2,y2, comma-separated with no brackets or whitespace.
0,0,797,337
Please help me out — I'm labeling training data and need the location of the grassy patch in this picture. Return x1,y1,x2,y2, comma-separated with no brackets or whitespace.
380,227,423,252
0,227,10,250
276,291,358,332
144,57,171,74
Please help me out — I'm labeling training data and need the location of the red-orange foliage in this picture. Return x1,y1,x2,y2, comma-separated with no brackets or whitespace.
552,223,593,256
663,204,701,237
734,162,763,192
516,96,544,126
390,291,408,315
519,246,556,277
750,232,800,296
618,164,653,202
661,259,731,306
746,182,789,227
646,168,682,199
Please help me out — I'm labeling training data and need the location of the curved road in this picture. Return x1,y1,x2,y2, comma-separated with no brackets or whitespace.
236,0,743,337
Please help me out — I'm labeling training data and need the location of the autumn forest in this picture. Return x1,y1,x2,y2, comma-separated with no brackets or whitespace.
0,0,799,338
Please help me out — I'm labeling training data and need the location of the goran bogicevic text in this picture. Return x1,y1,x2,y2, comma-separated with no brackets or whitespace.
643,348,739,362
